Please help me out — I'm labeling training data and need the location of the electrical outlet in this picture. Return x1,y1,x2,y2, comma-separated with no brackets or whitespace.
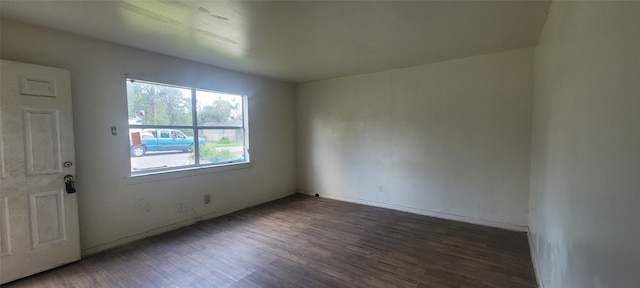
203,194,211,204
175,203,188,213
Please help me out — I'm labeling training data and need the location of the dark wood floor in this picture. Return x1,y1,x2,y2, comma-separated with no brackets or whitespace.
4,194,537,287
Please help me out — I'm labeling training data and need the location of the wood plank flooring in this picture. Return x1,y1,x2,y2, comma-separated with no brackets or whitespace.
4,194,538,287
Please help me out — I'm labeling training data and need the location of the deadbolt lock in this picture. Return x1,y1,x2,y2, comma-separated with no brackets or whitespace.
64,175,76,194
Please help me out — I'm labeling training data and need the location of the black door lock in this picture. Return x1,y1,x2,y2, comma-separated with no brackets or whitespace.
64,175,76,194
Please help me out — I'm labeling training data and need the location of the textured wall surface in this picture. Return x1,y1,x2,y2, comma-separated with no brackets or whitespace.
297,48,534,230
1,19,297,254
529,2,640,287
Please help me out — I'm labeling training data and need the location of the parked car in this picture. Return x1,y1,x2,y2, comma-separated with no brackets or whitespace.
130,129,205,157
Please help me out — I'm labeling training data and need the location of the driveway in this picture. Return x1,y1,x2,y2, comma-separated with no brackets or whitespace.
131,146,244,171
131,151,192,171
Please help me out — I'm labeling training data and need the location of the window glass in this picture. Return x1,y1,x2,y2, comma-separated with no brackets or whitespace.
127,81,192,126
196,90,243,127
198,128,245,164
127,79,248,175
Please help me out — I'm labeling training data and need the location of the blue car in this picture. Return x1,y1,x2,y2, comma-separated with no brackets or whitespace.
130,129,205,157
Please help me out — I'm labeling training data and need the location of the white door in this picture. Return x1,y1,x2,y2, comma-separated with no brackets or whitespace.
0,60,80,284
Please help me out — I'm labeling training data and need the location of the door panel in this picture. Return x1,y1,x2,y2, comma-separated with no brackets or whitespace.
0,197,9,256
29,190,66,249
0,60,80,284
23,109,62,175
0,106,4,179
20,76,58,97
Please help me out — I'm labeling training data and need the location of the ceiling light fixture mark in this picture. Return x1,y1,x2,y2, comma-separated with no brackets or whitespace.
194,29,238,45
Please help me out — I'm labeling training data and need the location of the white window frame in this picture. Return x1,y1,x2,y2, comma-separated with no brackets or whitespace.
126,78,250,177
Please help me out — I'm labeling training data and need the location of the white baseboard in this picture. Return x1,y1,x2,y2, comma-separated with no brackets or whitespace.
299,190,528,232
527,228,544,288
81,190,297,256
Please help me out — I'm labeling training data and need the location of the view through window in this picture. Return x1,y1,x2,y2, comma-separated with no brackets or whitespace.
127,79,248,174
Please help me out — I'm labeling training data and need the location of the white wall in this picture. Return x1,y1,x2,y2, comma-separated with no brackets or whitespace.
529,2,640,287
297,48,534,229
1,19,297,254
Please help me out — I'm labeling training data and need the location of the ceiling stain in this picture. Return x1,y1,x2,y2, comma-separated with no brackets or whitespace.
120,2,182,26
194,29,238,45
196,5,229,21
210,14,229,21
158,0,188,9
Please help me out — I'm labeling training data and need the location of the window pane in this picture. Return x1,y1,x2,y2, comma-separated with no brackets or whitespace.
198,128,245,164
127,80,193,126
129,128,197,172
126,78,248,175
196,90,243,127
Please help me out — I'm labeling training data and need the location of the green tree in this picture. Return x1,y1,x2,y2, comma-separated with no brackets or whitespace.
127,81,192,125
198,98,234,124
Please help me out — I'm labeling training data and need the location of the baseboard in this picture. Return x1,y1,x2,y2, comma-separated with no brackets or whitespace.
527,228,544,288
81,190,297,256
299,190,528,232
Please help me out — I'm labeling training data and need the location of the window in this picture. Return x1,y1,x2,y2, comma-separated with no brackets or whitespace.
127,78,249,175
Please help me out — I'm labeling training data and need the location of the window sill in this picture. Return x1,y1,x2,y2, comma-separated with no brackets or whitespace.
124,161,252,186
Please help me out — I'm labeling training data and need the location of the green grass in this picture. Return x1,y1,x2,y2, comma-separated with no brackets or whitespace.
209,141,243,148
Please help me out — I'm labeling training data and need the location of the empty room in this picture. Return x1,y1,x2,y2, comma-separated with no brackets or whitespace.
0,1,638,287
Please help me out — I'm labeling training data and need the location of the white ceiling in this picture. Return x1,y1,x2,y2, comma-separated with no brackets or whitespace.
0,0,551,83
